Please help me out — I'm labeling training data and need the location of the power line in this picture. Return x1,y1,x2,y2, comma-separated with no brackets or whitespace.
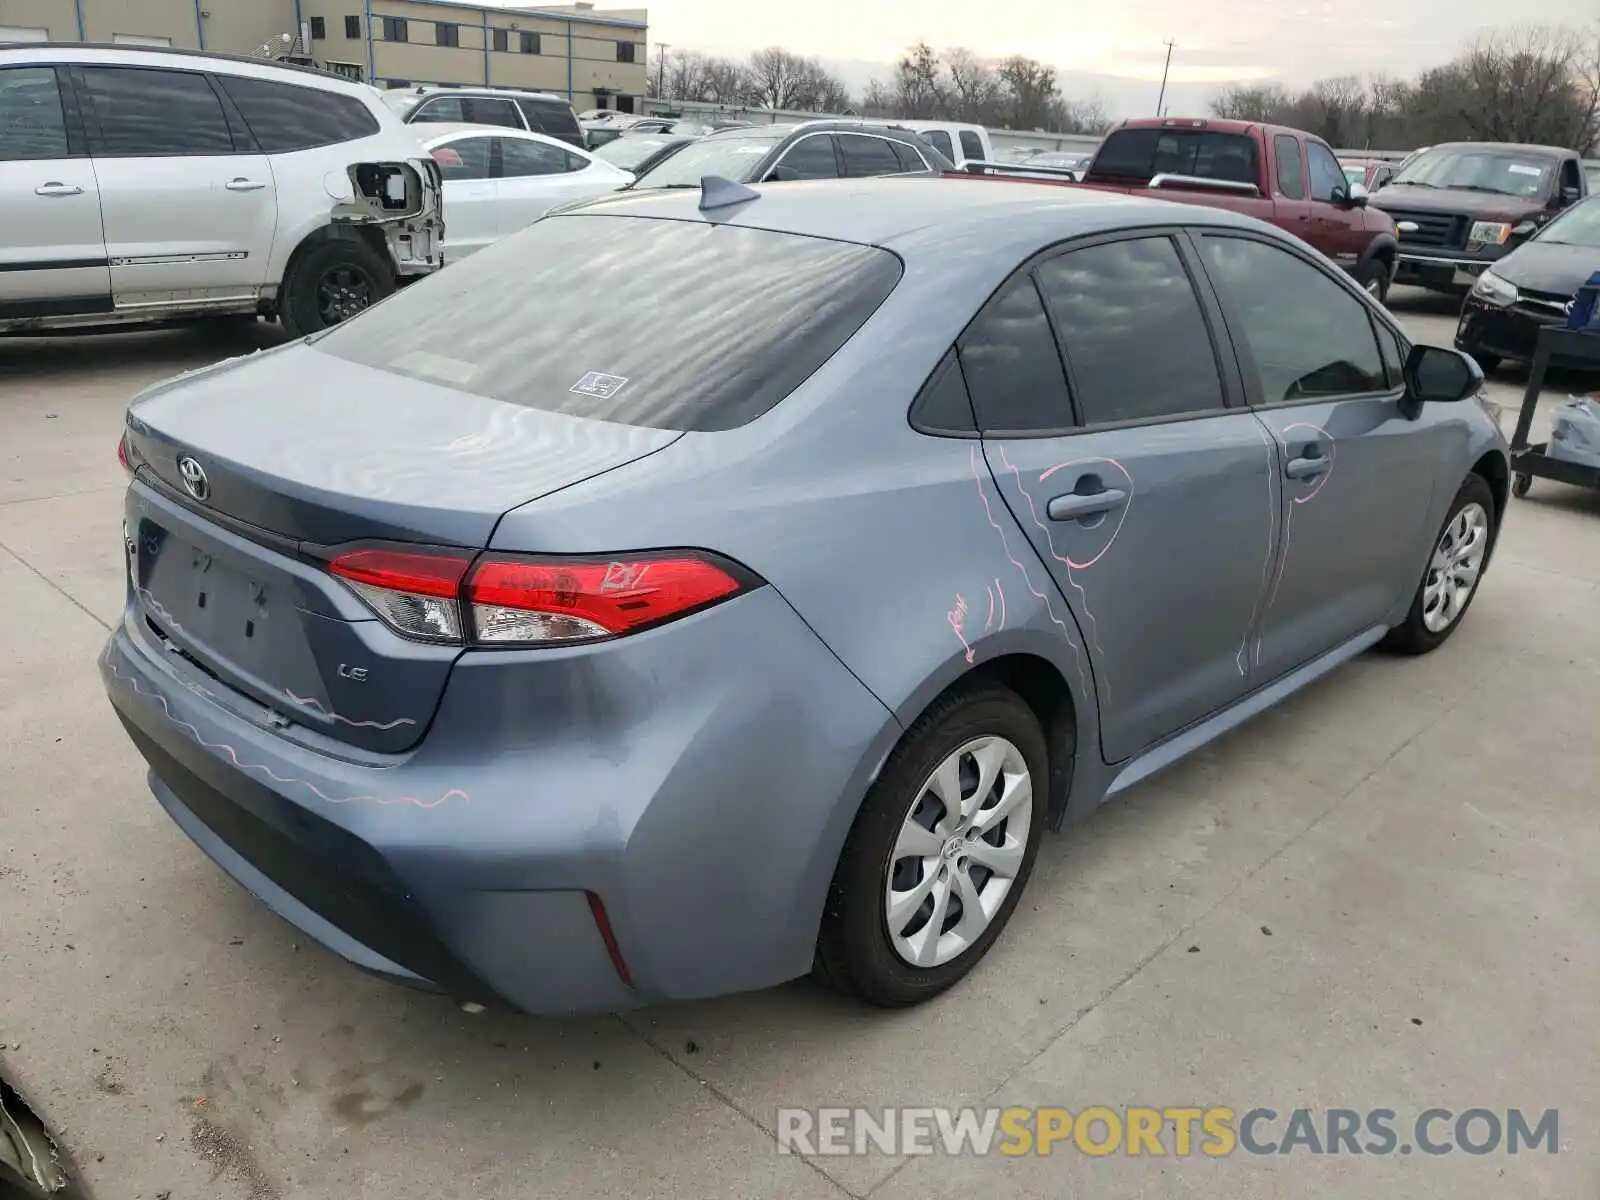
1156,39,1176,115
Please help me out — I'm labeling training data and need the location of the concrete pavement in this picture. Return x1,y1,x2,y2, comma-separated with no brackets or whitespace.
1,293,1597,1198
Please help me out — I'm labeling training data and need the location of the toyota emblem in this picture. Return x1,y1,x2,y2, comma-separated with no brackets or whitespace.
177,455,210,502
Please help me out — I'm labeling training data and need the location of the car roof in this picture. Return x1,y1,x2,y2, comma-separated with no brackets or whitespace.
407,84,565,101
1421,141,1570,158
418,123,583,152
557,174,1280,257
0,41,365,90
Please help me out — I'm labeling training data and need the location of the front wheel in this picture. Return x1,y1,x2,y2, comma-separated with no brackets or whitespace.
816,684,1048,1008
1355,257,1391,306
1381,474,1495,655
278,238,395,338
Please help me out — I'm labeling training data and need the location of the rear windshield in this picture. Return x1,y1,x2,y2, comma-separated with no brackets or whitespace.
633,131,784,187
1089,128,1259,185
311,215,903,432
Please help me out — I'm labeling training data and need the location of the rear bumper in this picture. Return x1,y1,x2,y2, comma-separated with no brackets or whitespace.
100,584,897,1014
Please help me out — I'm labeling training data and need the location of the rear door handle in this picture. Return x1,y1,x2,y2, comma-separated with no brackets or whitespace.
1284,453,1330,479
225,178,268,192
35,182,84,197
1047,488,1128,521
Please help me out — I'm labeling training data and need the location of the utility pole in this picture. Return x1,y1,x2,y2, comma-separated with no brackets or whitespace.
1156,40,1175,116
655,42,671,103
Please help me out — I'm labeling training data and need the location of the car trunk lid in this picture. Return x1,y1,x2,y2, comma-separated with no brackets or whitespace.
123,345,679,753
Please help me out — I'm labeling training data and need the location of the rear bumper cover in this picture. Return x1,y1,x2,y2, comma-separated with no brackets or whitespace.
101,584,896,1014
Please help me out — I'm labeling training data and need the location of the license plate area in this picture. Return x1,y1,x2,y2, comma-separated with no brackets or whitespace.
139,521,279,676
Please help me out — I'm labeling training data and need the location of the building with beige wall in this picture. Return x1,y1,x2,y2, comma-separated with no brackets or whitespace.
0,0,649,112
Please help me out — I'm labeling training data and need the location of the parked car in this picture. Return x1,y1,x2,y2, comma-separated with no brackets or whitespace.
103,176,1507,1015
1456,193,1600,371
381,84,586,150
591,132,697,178
1341,158,1397,191
622,117,712,137
420,125,632,260
623,121,953,191
1060,118,1401,301
0,44,441,338
580,115,646,149
1368,142,1588,293
862,119,994,167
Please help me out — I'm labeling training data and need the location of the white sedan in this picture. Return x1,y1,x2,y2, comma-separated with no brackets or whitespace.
419,124,634,260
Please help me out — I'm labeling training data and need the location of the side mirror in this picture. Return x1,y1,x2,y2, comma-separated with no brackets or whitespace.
1561,185,1582,207
1403,344,1483,406
1345,182,1370,207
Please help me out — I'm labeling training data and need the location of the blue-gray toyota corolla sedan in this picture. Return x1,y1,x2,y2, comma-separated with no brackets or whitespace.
102,176,1509,1014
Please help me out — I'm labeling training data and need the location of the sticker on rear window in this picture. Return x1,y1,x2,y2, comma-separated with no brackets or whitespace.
570,371,629,399
1508,164,1543,176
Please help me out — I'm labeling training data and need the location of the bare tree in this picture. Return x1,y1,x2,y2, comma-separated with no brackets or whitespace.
859,78,897,117
701,56,749,107
657,48,714,102
1051,94,1112,135
744,47,810,110
945,47,1004,123
1209,82,1292,122
893,41,946,118
997,55,1059,129
794,59,854,113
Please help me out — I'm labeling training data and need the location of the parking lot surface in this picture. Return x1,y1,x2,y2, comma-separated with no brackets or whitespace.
2,290,1598,1199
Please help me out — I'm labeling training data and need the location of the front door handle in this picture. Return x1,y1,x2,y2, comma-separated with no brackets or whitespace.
1047,488,1128,521
35,182,84,197
1284,453,1330,479
225,178,268,192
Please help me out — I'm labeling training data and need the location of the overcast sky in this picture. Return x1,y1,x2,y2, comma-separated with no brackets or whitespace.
507,0,1597,113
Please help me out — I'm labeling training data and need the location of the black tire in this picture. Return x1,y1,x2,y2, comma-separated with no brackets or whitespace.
1355,257,1391,306
1468,350,1502,375
1512,472,1532,498
816,683,1049,1008
278,237,394,338
1381,473,1496,656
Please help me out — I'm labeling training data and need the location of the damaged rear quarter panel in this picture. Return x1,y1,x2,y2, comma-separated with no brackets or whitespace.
264,143,444,290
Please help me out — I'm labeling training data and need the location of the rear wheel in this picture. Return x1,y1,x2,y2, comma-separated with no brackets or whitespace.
816,684,1048,1008
278,239,394,338
1381,474,1495,655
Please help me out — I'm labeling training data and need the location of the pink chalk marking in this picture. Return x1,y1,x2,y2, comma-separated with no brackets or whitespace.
970,444,1088,694
1257,422,1337,663
984,584,995,632
947,593,975,664
994,578,1006,630
283,690,418,731
109,662,466,810
1034,455,1136,569
1238,420,1280,676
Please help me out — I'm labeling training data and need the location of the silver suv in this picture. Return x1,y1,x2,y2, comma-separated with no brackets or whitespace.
379,84,586,150
0,44,442,338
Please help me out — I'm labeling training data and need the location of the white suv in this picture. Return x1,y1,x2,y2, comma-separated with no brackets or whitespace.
0,45,443,338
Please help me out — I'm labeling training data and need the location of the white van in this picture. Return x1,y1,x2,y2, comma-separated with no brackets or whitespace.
861,120,993,167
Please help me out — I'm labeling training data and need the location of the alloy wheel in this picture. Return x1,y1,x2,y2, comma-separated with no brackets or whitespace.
316,265,376,325
884,736,1033,968
1422,501,1489,633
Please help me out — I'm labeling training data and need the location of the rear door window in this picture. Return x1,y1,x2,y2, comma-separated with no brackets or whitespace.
217,75,379,152
0,66,70,160
1035,236,1225,424
78,66,235,156
462,97,523,128
519,98,581,139
889,139,927,172
958,276,1074,433
1273,133,1304,199
772,133,838,180
313,216,903,432
499,137,580,177
839,134,904,178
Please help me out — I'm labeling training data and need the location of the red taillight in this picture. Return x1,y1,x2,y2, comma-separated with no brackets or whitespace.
326,547,752,646
465,553,745,644
117,433,133,475
329,548,472,642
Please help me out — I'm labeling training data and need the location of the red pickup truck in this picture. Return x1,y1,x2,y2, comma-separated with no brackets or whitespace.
971,118,1402,301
